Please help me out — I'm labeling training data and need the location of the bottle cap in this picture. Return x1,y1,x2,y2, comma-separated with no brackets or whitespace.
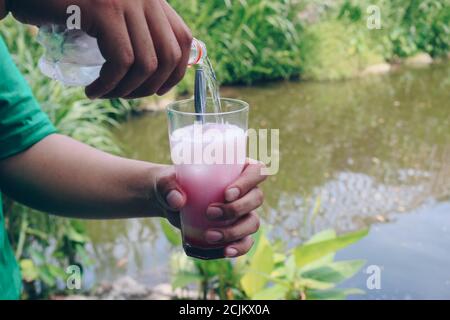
192,38,207,65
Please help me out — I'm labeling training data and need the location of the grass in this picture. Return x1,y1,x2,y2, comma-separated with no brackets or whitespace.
171,0,302,91
174,0,449,89
299,20,385,81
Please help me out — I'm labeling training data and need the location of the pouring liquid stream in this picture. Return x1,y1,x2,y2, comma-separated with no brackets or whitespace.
197,57,223,124
201,57,222,115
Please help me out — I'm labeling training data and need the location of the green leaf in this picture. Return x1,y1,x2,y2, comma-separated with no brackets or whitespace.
271,239,285,253
38,267,57,287
160,219,181,246
66,227,89,243
294,229,369,268
20,259,38,282
29,248,45,265
301,229,337,269
252,284,288,300
240,234,274,298
273,253,286,264
194,259,233,277
270,255,294,280
299,278,335,290
305,229,336,244
306,288,365,300
172,271,203,289
76,244,94,265
301,260,366,284
235,228,263,271
47,264,66,279
170,251,196,275
246,227,263,259
285,255,296,281
25,227,49,240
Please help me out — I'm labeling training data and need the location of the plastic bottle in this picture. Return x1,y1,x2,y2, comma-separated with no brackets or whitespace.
37,24,207,86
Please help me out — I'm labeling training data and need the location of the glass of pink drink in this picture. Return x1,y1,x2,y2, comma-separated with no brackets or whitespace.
167,98,248,259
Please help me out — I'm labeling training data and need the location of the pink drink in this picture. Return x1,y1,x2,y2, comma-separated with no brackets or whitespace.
170,122,246,256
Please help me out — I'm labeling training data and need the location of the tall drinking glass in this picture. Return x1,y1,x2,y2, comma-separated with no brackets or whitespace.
167,98,249,259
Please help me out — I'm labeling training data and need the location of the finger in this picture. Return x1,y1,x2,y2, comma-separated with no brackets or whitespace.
224,161,268,202
157,0,193,96
205,211,260,244
103,10,158,98
85,14,134,99
207,187,264,220
125,1,181,99
225,236,254,258
155,167,186,210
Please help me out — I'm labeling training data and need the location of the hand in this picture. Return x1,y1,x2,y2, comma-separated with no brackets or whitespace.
154,162,267,258
152,165,186,229
9,0,192,99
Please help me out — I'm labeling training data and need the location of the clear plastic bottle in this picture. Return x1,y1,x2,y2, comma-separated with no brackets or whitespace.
37,24,207,86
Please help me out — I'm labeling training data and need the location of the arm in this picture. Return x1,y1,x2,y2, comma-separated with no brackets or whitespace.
0,133,267,257
0,134,168,219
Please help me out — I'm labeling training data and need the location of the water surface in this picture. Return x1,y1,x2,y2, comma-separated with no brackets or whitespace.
86,61,450,299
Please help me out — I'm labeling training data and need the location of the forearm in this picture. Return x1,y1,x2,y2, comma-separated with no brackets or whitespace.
0,134,165,219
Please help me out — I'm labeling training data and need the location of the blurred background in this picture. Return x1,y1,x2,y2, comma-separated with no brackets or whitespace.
1,0,449,300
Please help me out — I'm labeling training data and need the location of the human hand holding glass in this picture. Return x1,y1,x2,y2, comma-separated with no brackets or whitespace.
161,98,267,259
154,160,266,258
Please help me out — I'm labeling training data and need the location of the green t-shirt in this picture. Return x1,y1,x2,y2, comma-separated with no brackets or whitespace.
0,36,56,299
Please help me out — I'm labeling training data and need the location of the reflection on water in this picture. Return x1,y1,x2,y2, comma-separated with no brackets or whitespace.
86,61,450,297
337,201,450,299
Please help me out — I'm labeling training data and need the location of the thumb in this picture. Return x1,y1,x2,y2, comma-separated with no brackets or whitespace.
166,189,185,210
155,167,186,211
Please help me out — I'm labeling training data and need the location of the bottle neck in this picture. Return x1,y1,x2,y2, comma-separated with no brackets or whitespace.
189,38,207,66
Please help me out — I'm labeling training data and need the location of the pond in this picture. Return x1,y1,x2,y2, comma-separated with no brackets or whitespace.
85,61,450,299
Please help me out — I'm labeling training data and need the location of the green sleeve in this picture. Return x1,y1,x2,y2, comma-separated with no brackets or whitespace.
0,36,56,160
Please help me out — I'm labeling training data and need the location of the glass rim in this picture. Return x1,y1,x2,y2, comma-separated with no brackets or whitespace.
167,98,249,116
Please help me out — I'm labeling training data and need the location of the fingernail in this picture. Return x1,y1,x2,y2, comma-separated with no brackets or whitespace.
225,247,238,257
207,207,223,219
225,188,240,202
205,231,223,243
166,190,183,210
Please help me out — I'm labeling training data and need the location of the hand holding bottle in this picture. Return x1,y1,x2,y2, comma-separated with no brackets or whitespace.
8,0,193,99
